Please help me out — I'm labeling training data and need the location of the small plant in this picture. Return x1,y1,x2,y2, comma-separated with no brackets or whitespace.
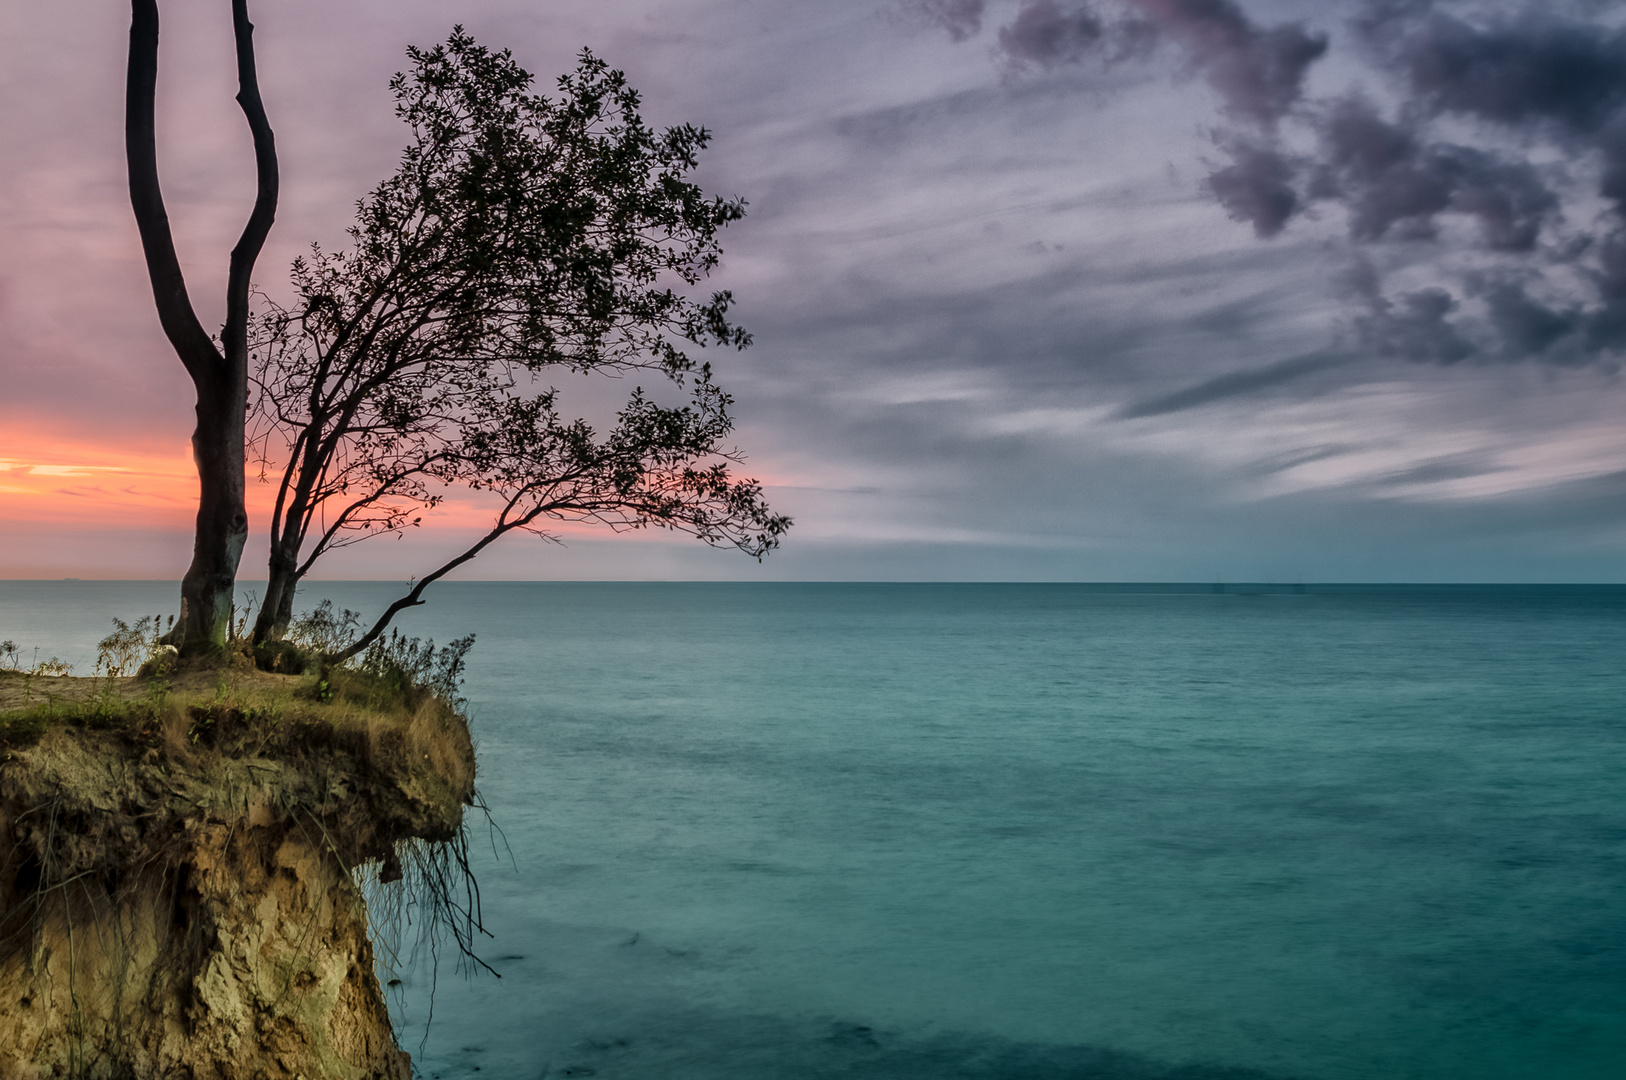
1,645,73,703
144,667,171,712
230,592,259,645
359,631,476,710
288,600,362,656
96,616,169,678
31,652,73,677
258,599,366,674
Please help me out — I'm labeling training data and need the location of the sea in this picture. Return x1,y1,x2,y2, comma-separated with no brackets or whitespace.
1,581,1623,1080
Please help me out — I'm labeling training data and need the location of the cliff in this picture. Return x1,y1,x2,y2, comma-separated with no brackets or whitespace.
0,669,477,1079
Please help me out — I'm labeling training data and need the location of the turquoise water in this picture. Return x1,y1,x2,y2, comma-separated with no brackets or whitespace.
2,582,1623,1079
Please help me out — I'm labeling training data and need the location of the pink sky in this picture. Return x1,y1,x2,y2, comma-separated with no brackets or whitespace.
7,1,1626,582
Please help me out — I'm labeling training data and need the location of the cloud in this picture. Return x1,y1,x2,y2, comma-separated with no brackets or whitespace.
969,1,1626,369
1128,0,1326,127
1473,274,1584,359
1178,3,1626,369
998,1,1109,71
1358,287,1477,364
1116,351,1350,418
1358,2,1626,137
1350,3,1626,235
1308,97,1559,250
982,0,1326,126
972,1,1330,260
903,0,988,42
1205,137,1299,236
1340,255,1472,364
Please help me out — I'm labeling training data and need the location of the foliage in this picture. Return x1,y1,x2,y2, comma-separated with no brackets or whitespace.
0,709,49,752
358,631,476,711
0,640,73,679
247,30,788,650
96,615,174,677
263,600,474,715
288,600,363,656
253,599,359,674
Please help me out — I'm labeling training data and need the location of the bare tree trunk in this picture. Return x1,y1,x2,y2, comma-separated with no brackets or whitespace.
126,0,277,655
253,543,301,644
179,367,251,650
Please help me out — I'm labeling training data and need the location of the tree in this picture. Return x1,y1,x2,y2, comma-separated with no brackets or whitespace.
126,0,278,655
247,32,789,659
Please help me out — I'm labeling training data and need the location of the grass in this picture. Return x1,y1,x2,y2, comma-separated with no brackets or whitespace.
0,708,48,752
0,661,476,809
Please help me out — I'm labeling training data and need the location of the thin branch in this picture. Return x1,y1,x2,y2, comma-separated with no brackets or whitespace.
329,491,553,664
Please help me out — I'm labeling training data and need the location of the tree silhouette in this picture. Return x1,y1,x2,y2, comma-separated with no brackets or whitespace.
247,33,788,656
126,0,277,655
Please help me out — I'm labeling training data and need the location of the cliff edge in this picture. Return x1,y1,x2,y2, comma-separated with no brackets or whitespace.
0,669,477,1079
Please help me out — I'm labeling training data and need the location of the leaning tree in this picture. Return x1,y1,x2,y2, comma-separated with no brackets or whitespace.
247,32,789,658
127,0,277,655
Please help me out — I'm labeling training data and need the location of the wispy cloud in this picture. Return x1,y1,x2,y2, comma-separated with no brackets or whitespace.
5,0,1626,579
1116,352,1352,418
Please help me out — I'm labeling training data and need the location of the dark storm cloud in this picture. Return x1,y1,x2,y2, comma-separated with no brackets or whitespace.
1340,255,1474,364
1358,288,1477,364
959,1,1331,259
1348,1,1626,223
1128,0,1326,127
1215,2,1626,368
947,0,1626,368
1458,230,1626,363
1357,1,1626,136
976,0,1326,126
1472,275,1583,359
1307,97,1558,250
1205,137,1299,237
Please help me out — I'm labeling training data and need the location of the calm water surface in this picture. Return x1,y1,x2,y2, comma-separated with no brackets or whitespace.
2,582,1623,1079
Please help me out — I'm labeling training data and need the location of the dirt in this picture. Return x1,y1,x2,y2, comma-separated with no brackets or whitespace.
0,677,478,1079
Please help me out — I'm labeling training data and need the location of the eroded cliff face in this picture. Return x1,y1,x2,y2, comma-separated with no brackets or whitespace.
0,679,476,1079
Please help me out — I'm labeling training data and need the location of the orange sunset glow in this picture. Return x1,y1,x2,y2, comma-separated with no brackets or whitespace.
0,432,197,528
1,424,787,551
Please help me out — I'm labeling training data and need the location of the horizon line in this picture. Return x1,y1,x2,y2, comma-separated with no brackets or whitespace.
6,579,1626,588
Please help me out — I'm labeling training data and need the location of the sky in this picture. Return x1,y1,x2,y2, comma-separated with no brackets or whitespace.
6,0,1626,582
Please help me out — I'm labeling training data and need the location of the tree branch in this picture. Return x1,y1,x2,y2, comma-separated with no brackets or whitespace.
224,0,278,364
294,454,448,578
126,0,218,380
328,512,522,665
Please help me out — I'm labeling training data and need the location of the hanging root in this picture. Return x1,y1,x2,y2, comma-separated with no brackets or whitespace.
364,788,506,987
